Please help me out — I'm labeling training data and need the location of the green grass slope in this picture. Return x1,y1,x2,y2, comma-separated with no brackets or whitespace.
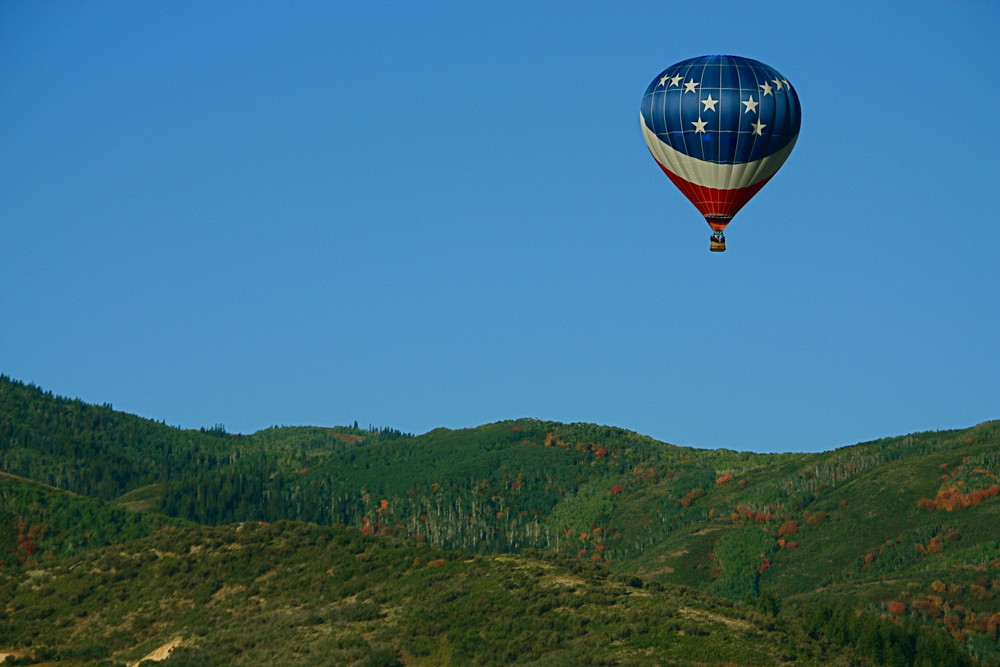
0,521,922,667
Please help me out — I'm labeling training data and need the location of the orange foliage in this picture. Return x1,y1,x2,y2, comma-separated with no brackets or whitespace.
426,559,447,568
716,474,733,484
919,484,999,511
679,488,705,508
889,601,907,614
776,520,799,538
911,597,941,618
971,485,1000,504
610,485,623,495
785,541,798,549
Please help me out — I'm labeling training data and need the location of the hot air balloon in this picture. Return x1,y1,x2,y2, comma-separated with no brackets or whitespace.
640,55,801,252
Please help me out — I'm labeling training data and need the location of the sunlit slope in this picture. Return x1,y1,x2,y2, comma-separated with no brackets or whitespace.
614,421,1000,595
0,521,879,666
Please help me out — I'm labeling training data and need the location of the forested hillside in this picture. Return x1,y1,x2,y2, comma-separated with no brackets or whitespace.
1,375,997,664
0,471,190,568
0,375,407,502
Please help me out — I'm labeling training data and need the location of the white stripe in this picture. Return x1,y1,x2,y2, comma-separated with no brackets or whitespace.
640,112,797,190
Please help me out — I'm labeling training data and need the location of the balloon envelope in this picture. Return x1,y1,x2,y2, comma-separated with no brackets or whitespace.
640,55,801,232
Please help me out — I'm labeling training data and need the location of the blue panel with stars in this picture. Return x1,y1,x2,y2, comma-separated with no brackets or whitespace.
641,55,801,165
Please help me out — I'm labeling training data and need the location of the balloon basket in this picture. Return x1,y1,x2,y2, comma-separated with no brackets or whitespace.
710,238,726,252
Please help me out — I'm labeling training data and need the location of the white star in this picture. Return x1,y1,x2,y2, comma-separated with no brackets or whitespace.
691,117,708,133
759,81,773,96
741,95,758,113
782,79,790,90
751,120,767,135
772,78,784,91
670,74,682,87
700,94,719,112
659,74,670,86
683,79,699,93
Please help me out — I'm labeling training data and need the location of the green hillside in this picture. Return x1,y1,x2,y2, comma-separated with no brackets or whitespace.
0,375,406,504
1,375,997,664
0,521,962,666
0,471,193,568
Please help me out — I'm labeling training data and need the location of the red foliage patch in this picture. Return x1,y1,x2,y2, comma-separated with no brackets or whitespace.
776,520,799,538
679,488,705,508
919,484,999,511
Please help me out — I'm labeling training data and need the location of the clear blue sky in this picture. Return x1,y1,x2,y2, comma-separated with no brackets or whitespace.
2,1,997,453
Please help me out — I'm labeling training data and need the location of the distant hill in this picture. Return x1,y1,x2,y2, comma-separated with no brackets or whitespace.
1,375,997,664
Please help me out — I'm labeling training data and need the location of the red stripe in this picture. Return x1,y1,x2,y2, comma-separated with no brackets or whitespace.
656,162,773,230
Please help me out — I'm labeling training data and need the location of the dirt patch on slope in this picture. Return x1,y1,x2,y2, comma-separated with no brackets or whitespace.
679,607,754,632
128,636,183,666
